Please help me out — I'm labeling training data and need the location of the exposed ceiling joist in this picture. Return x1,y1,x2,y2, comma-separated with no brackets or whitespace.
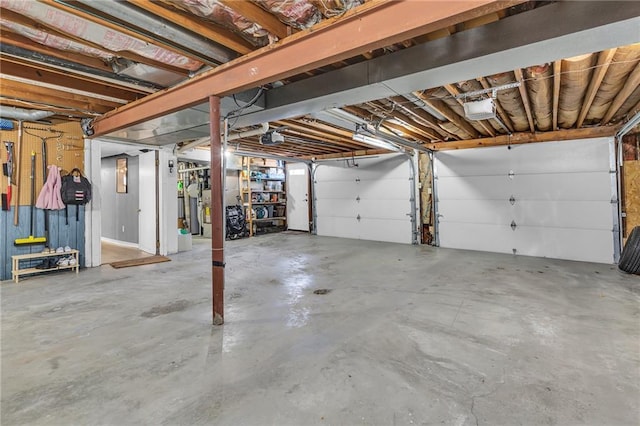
413,92,480,139
513,68,535,132
601,62,640,124
0,59,141,102
443,84,495,136
127,0,254,55
576,48,617,128
477,77,515,132
218,0,289,40
91,0,524,136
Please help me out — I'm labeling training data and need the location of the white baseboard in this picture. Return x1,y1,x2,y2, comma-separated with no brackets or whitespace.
101,237,139,249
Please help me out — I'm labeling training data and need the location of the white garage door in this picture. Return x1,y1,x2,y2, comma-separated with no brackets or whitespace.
435,138,617,264
315,154,413,244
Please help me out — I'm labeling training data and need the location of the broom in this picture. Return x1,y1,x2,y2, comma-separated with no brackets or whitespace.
14,151,46,245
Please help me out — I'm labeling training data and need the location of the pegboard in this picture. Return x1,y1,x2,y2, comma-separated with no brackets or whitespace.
0,120,84,207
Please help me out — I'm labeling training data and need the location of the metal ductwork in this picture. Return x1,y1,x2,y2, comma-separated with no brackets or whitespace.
177,123,270,153
0,106,55,122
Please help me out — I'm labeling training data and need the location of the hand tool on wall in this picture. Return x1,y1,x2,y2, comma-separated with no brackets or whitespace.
14,151,46,245
2,141,15,211
24,127,64,243
13,121,24,225
13,120,22,226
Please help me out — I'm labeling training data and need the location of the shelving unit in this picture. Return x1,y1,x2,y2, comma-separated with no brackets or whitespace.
12,250,80,283
240,157,287,236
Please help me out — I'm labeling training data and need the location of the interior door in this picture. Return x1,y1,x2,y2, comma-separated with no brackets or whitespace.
138,151,156,254
286,163,309,231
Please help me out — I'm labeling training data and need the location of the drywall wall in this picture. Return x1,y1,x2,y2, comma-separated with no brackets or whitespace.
101,155,139,243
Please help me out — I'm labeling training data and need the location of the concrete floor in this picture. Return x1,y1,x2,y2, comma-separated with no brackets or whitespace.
1,234,639,425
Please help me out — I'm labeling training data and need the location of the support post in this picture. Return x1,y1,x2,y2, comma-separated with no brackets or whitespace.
210,96,224,325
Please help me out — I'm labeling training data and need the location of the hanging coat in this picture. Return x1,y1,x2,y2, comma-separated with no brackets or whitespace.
36,165,65,210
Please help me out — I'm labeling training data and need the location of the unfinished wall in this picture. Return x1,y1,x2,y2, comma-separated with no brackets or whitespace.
0,120,86,281
622,133,640,238
418,152,433,244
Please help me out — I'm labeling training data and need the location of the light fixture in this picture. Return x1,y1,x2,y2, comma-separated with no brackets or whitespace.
463,98,496,120
352,133,401,152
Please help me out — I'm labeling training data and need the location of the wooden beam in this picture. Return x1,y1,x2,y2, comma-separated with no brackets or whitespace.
426,125,618,150
128,0,254,54
477,77,514,132
40,0,213,68
92,0,524,136
1,59,141,102
601,62,640,124
218,0,289,40
443,84,495,136
387,97,452,139
0,30,112,73
552,60,562,130
576,49,618,128
513,68,535,132
412,92,480,138
278,120,370,149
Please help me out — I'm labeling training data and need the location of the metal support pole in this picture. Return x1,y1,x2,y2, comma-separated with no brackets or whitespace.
210,96,224,325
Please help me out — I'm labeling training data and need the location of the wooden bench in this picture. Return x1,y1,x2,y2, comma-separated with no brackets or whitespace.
11,250,79,283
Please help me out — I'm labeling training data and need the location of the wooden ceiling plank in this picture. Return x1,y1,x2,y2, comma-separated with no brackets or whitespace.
477,76,515,132
412,91,480,138
443,84,495,136
427,125,618,150
39,0,213,67
218,0,289,40
513,68,535,132
576,48,618,128
2,79,120,109
1,59,140,102
92,0,526,136
552,60,562,130
128,0,254,54
601,62,640,124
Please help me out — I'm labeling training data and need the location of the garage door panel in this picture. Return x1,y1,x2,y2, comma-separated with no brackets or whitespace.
316,201,356,218
514,201,613,230
358,179,410,199
437,175,513,200
514,172,612,201
514,227,614,263
510,138,612,174
359,218,412,244
315,181,358,199
436,148,512,177
439,222,515,253
357,199,410,218
439,199,514,225
316,155,409,181
316,216,360,240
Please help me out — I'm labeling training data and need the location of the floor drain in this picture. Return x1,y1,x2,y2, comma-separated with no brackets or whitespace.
313,289,331,295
